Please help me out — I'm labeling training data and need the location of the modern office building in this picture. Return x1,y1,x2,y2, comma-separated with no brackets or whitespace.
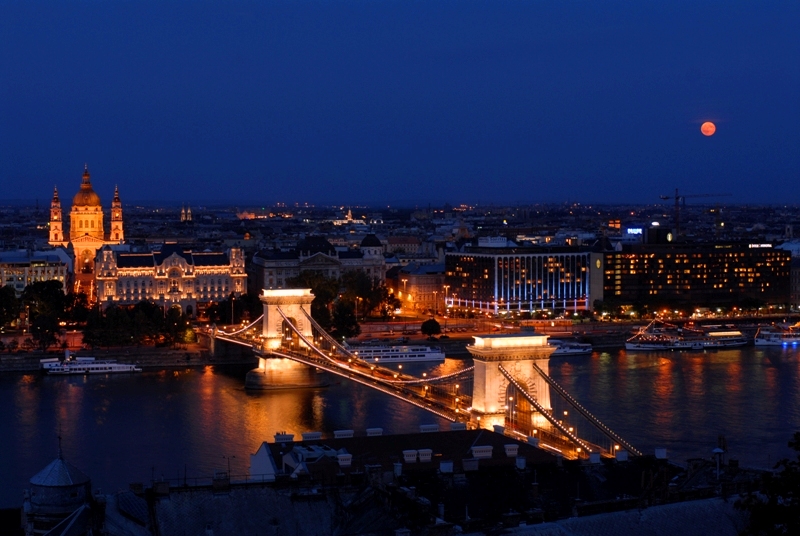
599,243,791,308
444,246,595,314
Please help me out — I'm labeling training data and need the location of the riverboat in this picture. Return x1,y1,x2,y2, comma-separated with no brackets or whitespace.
754,325,800,347
549,340,593,356
625,320,749,351
46,355,142,375
348,345,445,363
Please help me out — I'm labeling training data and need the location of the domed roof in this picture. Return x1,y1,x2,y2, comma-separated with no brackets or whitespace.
30,456,90,488
72,165,101,207
360,233,383,248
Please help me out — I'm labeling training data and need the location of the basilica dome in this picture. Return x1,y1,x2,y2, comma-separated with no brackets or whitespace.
72,165,101,207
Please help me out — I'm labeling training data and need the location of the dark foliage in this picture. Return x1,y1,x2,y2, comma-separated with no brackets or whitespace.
736,432,800,535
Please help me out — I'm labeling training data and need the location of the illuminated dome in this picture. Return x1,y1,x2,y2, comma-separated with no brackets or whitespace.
72,165,101,207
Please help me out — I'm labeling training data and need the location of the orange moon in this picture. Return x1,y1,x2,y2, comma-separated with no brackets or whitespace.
701,121,716,136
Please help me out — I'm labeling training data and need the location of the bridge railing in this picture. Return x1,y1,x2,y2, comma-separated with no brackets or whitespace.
531,362,641,456
499,364,593,457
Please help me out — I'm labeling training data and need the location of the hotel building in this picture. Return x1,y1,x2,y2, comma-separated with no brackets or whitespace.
599,243,791,308
444,246,595,314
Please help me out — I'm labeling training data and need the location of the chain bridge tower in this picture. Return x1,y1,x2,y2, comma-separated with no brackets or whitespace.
467,333,555,431
245,289,324,390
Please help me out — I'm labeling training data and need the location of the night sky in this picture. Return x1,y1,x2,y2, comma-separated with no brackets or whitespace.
1,1,798,206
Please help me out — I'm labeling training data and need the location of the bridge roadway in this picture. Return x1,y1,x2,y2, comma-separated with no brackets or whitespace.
213,307,641,459
266,346,468,424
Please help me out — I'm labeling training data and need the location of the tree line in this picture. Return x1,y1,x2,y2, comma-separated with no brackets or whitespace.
0,281,194,351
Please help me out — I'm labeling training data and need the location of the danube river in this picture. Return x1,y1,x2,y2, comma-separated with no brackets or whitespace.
2,345,799,508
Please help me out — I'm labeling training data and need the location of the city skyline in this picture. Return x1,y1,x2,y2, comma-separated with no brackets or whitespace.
1,1,798,206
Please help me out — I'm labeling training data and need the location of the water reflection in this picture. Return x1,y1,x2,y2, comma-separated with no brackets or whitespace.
2,347,800,508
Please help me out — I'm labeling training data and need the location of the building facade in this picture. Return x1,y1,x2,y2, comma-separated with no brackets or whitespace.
95,244,246,315
0,249,72,296
792,258,800,310
388,263,446,314
445,247,593,315
49,165,125,299
249,235,385,294
599,243,791,308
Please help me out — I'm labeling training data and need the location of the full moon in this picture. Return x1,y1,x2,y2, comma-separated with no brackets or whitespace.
701,121,716,136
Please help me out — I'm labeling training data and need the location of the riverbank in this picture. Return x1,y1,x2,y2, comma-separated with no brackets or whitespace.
0,344,257,373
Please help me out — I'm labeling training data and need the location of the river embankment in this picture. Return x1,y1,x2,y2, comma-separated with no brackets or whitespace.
0,344,257,373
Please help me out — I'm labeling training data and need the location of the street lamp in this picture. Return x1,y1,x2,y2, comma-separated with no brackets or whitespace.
443,284,450,310
433,291,438,316
401,278,408,295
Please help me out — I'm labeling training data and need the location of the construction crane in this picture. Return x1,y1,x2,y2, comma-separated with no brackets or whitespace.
659,188,731,238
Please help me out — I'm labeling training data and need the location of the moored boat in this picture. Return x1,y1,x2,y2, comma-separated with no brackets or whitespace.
755,325,800,347
549,340,593,356
348,344,445,363
626,320,749,351
46,353,141,375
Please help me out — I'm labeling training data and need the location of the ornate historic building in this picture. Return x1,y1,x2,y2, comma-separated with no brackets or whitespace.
95,244,246,316
49,165,125,299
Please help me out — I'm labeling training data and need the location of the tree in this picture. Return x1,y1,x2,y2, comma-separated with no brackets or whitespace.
30,314,59,351
331,300,360,340
130,301,164,345
64,292,90,323
22,280,67,320
286,272,340,328
0,285,20,328
164,306,191,347
421,318,441,338
736,432,800,535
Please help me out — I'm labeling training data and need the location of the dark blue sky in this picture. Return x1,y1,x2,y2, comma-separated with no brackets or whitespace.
1,1,798,206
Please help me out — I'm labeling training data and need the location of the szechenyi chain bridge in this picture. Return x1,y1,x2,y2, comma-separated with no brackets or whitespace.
211,288,641,461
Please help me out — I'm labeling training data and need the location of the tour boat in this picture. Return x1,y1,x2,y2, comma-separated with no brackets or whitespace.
348,345,445,363
754,325,800,347
549,340,593,356
46,355,142,375
625,320,749,351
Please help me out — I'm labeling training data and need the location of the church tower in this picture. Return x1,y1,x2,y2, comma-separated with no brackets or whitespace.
110,185,124,242
49,187,64,245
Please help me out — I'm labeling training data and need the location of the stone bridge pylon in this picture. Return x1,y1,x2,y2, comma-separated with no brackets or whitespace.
466,333,555,431
245,289,326,390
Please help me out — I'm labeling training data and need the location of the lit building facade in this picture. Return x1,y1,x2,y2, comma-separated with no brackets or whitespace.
95,244,246,315
792,259,800,310
0,249,72,296
49,165,125,299
600,244,791,307
445,247,593,314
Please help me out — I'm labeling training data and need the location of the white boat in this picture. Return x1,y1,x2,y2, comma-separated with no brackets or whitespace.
755,326,800,347
47,355,142,375
625,320,748,351
348,345,445,363
549,340,593,356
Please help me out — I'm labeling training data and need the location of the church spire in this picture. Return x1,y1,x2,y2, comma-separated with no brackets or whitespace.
52,186,59,203
82,164,91,185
